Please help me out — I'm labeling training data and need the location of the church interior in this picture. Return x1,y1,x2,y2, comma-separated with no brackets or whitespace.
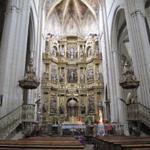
0,0,150,149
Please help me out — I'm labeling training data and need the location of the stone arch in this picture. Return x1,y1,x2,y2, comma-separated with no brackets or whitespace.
111,8,131,80
110,7,131,124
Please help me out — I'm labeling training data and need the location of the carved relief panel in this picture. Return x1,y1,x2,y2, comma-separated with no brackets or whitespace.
87,66,94,82
67,68,78,83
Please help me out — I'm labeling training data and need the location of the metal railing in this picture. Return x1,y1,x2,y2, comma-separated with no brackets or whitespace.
127,103,150,127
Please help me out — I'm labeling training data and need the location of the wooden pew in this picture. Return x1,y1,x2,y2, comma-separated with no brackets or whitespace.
93,136,150,150
121,144,150,150
0,137,84,150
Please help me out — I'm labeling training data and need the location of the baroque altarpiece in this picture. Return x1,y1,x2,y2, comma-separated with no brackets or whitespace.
41,35,104,128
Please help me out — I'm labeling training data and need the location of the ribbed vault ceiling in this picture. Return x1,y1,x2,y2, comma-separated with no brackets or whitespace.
44,0,99,36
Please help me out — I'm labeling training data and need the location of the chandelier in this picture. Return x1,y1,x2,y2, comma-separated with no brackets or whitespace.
19,58,40,89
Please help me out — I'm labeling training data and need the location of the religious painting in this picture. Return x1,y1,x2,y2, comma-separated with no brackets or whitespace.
67,68,78,83
88,95,95,114
50,95,57,114
87,67,94,81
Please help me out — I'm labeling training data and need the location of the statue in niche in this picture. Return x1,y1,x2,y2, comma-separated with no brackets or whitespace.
80,103,86,114
59,103,64,114
88,96,95,114
50,96,57,114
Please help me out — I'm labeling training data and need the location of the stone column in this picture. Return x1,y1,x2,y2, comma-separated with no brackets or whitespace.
112,50,127,123
112,49,129,135
124,0,150,107
0,0,30,116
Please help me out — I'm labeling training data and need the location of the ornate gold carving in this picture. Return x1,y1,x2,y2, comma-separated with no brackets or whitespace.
42,35,104,124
